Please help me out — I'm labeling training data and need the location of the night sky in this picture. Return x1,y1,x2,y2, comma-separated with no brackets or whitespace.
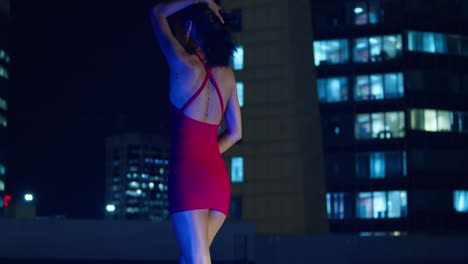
7,0,170,219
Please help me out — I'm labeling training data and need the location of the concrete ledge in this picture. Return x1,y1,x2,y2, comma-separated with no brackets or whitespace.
0,219,255,263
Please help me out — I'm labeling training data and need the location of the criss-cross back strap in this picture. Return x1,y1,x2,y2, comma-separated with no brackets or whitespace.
180,53,224,115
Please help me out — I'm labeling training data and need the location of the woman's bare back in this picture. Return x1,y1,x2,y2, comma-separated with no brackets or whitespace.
169,54,236,125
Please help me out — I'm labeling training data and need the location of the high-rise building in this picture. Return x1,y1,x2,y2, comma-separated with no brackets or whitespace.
222,0,329,234
311,0,468,234
0,0,10,218
105,132,170,221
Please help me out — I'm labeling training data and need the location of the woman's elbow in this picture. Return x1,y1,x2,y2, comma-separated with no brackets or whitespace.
233,132,242,142
150,5,165,17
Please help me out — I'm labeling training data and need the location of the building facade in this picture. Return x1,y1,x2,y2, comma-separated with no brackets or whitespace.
223,0,329,234
0,0,10,217
105,132,170,221
311,0,468,234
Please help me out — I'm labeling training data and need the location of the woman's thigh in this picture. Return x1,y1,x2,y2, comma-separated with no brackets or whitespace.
171,209,210,260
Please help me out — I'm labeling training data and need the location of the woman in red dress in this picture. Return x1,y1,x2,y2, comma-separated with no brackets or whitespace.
150,1,242,263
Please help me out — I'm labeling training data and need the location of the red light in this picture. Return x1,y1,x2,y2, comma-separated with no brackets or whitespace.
3,195,11,207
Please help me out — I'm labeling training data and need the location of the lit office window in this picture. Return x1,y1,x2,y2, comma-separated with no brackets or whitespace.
357,192,385,219
454,190,468,213
0,113,6,127
0,66,8,80
382,35,403,59
0,49,9,63
384,73,404,98
0,98,7,111
317,77,349,103
353,0,382,25
126,207,140,214
387,191,407,218
232,45,244,70
231,157,244,183
407,31,468,56
355,151,407,179
355,111,405,140
354,73,404,101
360,231,406,237
353,38,369,62
356,190,407,219
236,82,244,107
313,39,350,66
326,192,352,219
353,35,402,63
410,109,468,134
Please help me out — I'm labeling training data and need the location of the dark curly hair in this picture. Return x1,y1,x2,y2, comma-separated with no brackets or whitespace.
169,1,237,68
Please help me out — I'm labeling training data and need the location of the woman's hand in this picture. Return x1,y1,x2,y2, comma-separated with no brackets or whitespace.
203,0,225,24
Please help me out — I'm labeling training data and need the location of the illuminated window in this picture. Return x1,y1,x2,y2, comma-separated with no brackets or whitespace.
317,77,349,103
454,190,468,213
129,166,139,172
126,207,140,214
383,73,404,99
409,109,468,133
231,157,243,183
356,190,407,219
357,151,407,179
353,0,382,25
387,191,407,218
356,73,405,101
360,231,407,237
353,35,402,63
407,31,468,56
382,35,402,59
314,39,349,66
0,98,7,111
0,49,9,63
0,66,8,80
128,181,139,189
0,163,5,175
236,82,244,107
353,38,370,62
232,45,244,70
0,180,4,191
326,192,353,219
355,111,405,140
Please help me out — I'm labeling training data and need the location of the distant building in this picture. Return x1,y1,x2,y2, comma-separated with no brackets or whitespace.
311,0,468,234
105,132,170,221
223,0,329,234
0,0,10,218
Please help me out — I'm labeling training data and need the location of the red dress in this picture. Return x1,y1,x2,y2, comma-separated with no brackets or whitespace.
168,53,231,216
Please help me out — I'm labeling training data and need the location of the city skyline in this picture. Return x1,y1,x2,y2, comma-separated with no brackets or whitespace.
7,0,170,218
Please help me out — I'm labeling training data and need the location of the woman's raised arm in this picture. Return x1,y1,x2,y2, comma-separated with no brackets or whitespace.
149,0,224,67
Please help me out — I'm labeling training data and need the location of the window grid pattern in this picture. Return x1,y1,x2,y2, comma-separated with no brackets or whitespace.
407,31,468,57
355,111,405,140
410,109,468,134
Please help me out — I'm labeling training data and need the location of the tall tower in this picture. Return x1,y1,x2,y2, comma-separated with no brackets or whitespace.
311,0,468,234
105,132,170,221
0,0,10,217
223,0,329,234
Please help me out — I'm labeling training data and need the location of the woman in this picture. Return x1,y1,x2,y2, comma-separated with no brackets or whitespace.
150,1,242,263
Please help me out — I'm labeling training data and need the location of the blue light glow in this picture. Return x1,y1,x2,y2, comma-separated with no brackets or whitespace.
231,157,244,183
232,45,244,70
